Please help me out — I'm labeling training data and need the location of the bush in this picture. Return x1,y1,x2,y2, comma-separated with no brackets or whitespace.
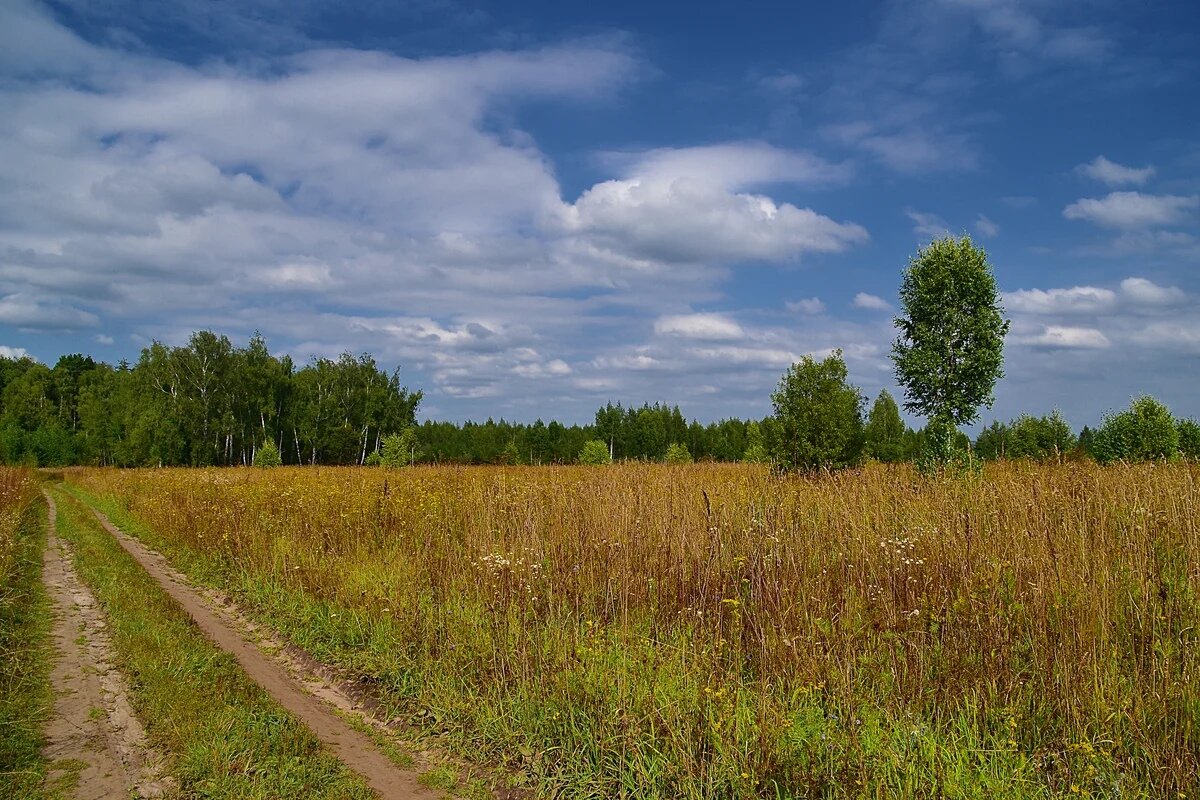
578,439,612,465
1092,396,1179,464
1177,419,1200,460
253,439,282,467
380,428,420,467
664,443,692,464
771,351,864,472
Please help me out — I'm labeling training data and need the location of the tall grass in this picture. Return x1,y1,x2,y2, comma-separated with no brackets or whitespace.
0,467,50,797
72,462,1200,798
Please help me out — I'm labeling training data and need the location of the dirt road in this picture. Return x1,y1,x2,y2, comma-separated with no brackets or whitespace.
40,492,168,799
84,502,440,800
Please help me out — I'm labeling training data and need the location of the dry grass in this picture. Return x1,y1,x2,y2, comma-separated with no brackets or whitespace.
71,462,1200,798
0,467,51,798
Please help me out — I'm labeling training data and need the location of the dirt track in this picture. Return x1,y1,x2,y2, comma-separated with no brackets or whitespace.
40,492,168,799
85,503,440,800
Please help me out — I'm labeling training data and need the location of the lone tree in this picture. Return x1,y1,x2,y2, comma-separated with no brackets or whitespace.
771,350,864,471
891,235,1009,465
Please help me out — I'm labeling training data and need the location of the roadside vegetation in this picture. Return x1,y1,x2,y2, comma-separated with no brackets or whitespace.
69,460,1200,798
0,468,50,799
47,488,376,799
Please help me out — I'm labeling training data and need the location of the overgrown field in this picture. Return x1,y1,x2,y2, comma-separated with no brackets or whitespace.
70,463,1199,798
0,467,50,797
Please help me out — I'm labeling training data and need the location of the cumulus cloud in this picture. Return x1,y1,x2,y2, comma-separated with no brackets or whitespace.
1076,155,1155,187
852,293,891,311
561,179,867,264
654,313,746,341
1022,325,1111,349
0,345,34,360
1063,192,1199,229
1119,277,1185,306
0,1,880,415
1003,285,1118,315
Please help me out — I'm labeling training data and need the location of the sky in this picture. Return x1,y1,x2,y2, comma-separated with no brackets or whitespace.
1,0,1198,429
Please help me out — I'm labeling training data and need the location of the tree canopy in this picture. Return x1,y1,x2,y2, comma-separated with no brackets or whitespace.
771,351,864,472
892,236,1009,430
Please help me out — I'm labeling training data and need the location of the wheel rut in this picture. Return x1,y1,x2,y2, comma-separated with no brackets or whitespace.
40,492,170,799
83,500,441,800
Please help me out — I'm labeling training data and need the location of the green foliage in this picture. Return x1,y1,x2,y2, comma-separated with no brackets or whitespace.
1092,396,1181,464
741,422,770,464
863,390,906,463
578,439,612,465
771,351,864,472
976,411,1076,461
663,442,693,464
916,418,975,476
892,235,1009,465
380,428,420,467
1179,419,1200,460
364,451,382,467
499,439,522,465
253,439,282,467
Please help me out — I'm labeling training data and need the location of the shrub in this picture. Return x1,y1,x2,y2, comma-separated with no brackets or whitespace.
771,351,864,472
1092,396,1179,464
578,439,612,465
253,439,282,467
664,443,692,464
1177,419,1200,460
380,428,420,467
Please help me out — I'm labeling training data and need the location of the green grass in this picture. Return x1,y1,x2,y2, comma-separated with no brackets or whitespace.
48,488,376,800
0,496,53,800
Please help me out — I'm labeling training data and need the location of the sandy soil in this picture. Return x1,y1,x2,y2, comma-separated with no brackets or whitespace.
87,504,441,800
40,492,171,799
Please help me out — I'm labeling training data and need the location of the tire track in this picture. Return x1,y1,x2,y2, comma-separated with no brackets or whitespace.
83,501,441,800
41,492,169,799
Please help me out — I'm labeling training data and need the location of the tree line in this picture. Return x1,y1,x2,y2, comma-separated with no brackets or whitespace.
0,331,420,467
2,236,1196,469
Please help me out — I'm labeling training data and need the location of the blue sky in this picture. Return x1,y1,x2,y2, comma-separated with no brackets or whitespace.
1,0,1198,428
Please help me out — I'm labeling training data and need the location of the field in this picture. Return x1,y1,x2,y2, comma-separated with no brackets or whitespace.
68,462,1199,799
0,468,51,798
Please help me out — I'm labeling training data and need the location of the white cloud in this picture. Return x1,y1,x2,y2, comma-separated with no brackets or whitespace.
0,345,34,360
1024,325,1111,349
852,293,891,311
1077,155,1155,187
94,334,114,345
974,214,999,237
654,313,745,341
786,297,825,315
1119,277,1185,306
688,345,801,367
559,172,867,265
1063,192,1199,229
1003,286,1117,315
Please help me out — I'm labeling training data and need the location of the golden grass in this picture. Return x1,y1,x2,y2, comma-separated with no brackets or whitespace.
71,462,1200,798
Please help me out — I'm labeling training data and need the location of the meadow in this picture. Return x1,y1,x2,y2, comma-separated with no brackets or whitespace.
70,462,1199,798
0,467,51,798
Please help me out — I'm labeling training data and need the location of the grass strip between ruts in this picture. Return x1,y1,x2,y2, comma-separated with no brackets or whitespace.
48,487,376,800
